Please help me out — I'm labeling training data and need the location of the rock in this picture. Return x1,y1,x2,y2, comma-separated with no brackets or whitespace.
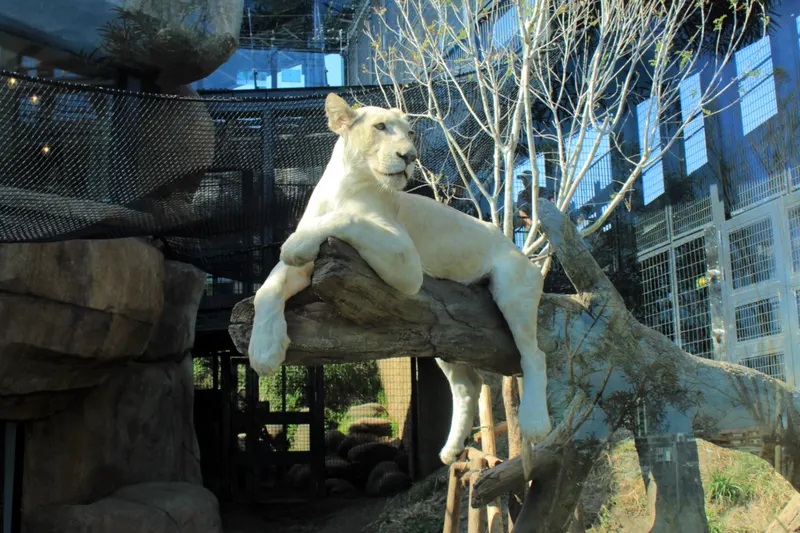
143,261,206,361
0,2,242,86
24,482,221,532
394,449,410,474
286,464,312,489
346,403,387,419
366,462,410,497
348,417,393,437
337,433,379,458
325,429,346,454
347,442,401,471
0,239,166,420
0,239,164,365
325,478,359,498
325,455,351,479
21,358,201,513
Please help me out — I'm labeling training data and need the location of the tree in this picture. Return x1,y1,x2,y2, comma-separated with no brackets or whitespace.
229,200,800,531
355,0,774,520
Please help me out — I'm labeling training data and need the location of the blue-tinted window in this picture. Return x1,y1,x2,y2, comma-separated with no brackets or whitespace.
491,5,518,49
193,50,344,90
734,36,777,135
569,129,612,209
680,73,707,174
637,98,665,205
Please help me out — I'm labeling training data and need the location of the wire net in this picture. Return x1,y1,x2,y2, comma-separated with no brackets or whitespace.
635,207,669,252
734,296,782,342
0,71,497,281
740,352,786,382
728,217,776,290
638,251,675,341
674,237,713,358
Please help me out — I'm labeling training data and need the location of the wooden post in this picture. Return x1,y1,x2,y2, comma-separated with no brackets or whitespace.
468,454,488,533
444,461,468,533
479,385,505,533
775,444,783,476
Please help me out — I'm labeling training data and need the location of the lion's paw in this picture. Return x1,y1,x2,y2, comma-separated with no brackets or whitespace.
247,326,290,377
439,445,466,466
280,233,320,266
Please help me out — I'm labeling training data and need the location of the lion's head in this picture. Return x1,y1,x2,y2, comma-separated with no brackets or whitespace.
325,93,417,191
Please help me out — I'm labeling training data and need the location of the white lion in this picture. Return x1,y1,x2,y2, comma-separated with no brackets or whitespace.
248,93,551,464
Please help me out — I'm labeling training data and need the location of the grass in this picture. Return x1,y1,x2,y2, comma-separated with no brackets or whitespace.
364,438,797,533
583,439,796,532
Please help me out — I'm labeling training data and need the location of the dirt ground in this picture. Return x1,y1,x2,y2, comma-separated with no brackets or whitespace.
221,496,393,533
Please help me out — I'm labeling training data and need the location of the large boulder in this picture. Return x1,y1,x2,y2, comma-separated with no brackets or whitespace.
23,482,221,533
0,1,242,85
0,239,165,419
22,357,202,514
143,260,206,361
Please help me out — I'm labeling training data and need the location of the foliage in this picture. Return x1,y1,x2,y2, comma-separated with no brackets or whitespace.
364,0,771,264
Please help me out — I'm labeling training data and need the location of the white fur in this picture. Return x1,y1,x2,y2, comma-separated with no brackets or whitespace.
249,94,552,464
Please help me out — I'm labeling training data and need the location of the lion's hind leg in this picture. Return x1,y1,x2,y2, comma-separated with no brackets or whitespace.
248,261,314,376
488,252,552,456
435,359,482,464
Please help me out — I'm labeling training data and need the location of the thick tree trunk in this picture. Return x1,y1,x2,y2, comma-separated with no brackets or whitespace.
229,199,800,531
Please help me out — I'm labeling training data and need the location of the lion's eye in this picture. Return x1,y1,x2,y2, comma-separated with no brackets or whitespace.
374,122,386,131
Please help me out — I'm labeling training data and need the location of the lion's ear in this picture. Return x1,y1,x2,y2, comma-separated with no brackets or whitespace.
325,93,357,134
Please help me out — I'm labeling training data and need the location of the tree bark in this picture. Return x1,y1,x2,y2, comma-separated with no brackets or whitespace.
229,199,800,531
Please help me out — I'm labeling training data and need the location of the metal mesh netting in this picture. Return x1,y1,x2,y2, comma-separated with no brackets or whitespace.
0,70,494,281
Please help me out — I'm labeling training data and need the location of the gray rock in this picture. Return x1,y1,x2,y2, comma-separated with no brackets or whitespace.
0,1,242,86
24,482,221,532
325,478,359,498
347,442,400,471
0,239,165,419
22,358,201,513
324,455,351,479
365,463,410,497
348,417,393,437
143,261,206,361
337,433,379,458
346,403,387,420
325,429,346,454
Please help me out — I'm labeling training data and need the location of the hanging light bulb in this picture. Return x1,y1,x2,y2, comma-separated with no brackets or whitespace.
40,145,51,156
30,95,39,104
7,77,18,88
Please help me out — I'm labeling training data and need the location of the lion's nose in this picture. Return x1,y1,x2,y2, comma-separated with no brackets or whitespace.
398,151,417,165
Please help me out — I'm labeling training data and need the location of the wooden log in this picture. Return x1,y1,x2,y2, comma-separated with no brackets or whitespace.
468,452,488,533
479,385,504,533
444,461,468,533
474,421,508,443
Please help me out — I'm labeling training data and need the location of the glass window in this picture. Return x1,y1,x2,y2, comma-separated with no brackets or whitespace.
637,98,665,205
680,73,708,175
193,49,345,91
569,128,612,209
734,36,778,135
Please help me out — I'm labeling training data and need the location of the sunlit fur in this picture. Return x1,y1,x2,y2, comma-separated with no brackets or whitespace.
248,93,551,464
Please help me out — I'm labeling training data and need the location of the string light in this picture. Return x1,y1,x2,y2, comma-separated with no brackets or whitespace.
40,145,51,156
7,77,17,88
30,95,39,104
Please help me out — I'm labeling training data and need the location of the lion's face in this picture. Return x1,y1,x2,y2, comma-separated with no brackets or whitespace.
325,93,417,191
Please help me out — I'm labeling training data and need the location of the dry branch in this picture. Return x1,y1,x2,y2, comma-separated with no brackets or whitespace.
229,199,800,531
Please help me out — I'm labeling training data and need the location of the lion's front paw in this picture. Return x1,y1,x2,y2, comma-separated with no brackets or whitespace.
280,233,321,266
247,326,290,376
